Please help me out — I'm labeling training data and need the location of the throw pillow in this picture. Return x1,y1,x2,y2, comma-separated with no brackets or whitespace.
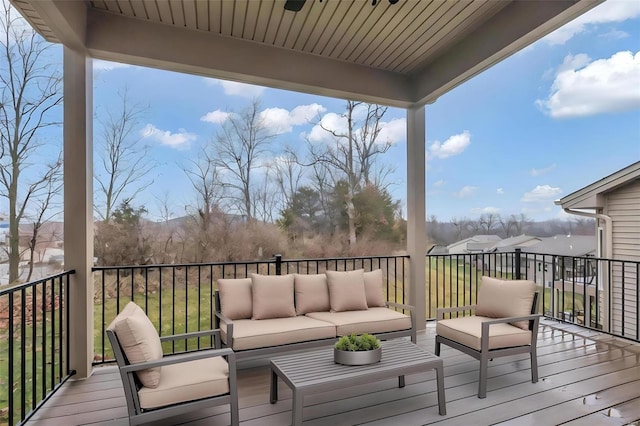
363,269,387,307
326,269,368,312
217,278,252,320
294,273,330,315
251,273,296,320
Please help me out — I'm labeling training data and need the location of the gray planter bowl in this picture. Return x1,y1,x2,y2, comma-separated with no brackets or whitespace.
334,347,382,366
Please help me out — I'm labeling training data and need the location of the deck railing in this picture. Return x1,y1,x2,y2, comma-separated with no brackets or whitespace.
91,250,639,365
427,250,639,342
0,270,75,426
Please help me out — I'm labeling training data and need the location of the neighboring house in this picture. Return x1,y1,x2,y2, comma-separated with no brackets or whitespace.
447,235,502,255
484,234,542,273
524,235,597,324
427,245,448,255
556,161,640,339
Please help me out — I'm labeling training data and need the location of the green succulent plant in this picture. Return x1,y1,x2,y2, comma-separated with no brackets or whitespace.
334,333,381,351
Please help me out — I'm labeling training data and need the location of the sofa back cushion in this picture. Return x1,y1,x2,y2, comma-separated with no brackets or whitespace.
294,273,330,315
363,269,387,307
107,301,163,388
217,278,253,320
326,269,368,312
476,276,536,330
251,273,296,320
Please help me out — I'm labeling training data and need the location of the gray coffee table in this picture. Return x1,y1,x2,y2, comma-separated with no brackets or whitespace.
270,339,446,425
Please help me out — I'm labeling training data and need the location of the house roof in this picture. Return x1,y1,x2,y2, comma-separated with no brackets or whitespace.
526,234,596,257
555,161,640,210
486,234,541,252
9,0,602,108
447,234,501,250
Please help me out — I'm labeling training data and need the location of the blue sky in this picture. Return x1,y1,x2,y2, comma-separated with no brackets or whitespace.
21,0,640,223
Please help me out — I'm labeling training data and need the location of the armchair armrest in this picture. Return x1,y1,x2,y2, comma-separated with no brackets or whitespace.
160,329,222,348
480,313,541,350
436,305,476,320
214,311,234,348
121,347,235,373
386,301,414,311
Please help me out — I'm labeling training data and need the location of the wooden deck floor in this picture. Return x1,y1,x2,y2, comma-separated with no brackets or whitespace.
26,320,640,426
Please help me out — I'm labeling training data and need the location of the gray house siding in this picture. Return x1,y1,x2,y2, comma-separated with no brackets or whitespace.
606,179,640,338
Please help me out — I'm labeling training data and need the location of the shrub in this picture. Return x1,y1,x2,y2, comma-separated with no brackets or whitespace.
334,333,381,351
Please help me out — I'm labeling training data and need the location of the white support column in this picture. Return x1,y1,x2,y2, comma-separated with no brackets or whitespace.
406,106,426,331
64,47,93,379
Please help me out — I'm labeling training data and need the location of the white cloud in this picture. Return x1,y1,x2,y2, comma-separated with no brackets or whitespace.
307,113,405,146
260,103,326,133
530,164,557,176
203,78,265,97
599,29,630,40
496,188,504,195
537,51,640,118
140,124,197,149
433,180,446,188
521,185,562,203
201,110,231,124
544,0,640,45
93,59,131,72
471,206,501,214
454,186,478,198
428,131,471,160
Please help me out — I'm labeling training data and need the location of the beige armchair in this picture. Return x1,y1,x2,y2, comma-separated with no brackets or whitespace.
435,276,540,399
107,302,239,425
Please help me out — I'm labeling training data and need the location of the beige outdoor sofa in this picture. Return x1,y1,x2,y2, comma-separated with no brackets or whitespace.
214,269,416,359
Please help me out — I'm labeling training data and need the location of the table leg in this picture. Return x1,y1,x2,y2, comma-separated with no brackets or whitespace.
292,391,303,425
436,363,446,415
270,369,278,404
398,375,405,388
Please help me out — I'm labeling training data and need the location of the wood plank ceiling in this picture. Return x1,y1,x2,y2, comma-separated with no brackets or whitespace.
87,0,507,76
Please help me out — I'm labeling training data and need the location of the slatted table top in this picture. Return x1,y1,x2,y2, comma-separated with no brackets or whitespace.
270,339,441,390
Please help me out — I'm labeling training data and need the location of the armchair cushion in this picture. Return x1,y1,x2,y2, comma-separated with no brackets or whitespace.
476,276,536,329
218,278,253,320
107,302,163,388
294,273,330,315
326,269,368,312
363,269,387,307
251,273,296,320
436,316,531,350
137,356,229,409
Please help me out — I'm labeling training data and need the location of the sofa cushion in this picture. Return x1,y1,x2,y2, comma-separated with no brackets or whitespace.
294,273,330,315
138,356,229,409
251,273,296,320
306,307,411,336
363,269,386,307
107,302,163,389
436,315,531,350
326,269,368,312
217,278,253,320
219,316,336,350
476,276,536,330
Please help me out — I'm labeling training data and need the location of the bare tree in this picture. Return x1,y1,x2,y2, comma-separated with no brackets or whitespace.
24,156,62,281
479,213,499,234
0,4,62,284
212,99,279,221
184,148,225,262
308,101,392,246
271,153,304,212
95,90,152,222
